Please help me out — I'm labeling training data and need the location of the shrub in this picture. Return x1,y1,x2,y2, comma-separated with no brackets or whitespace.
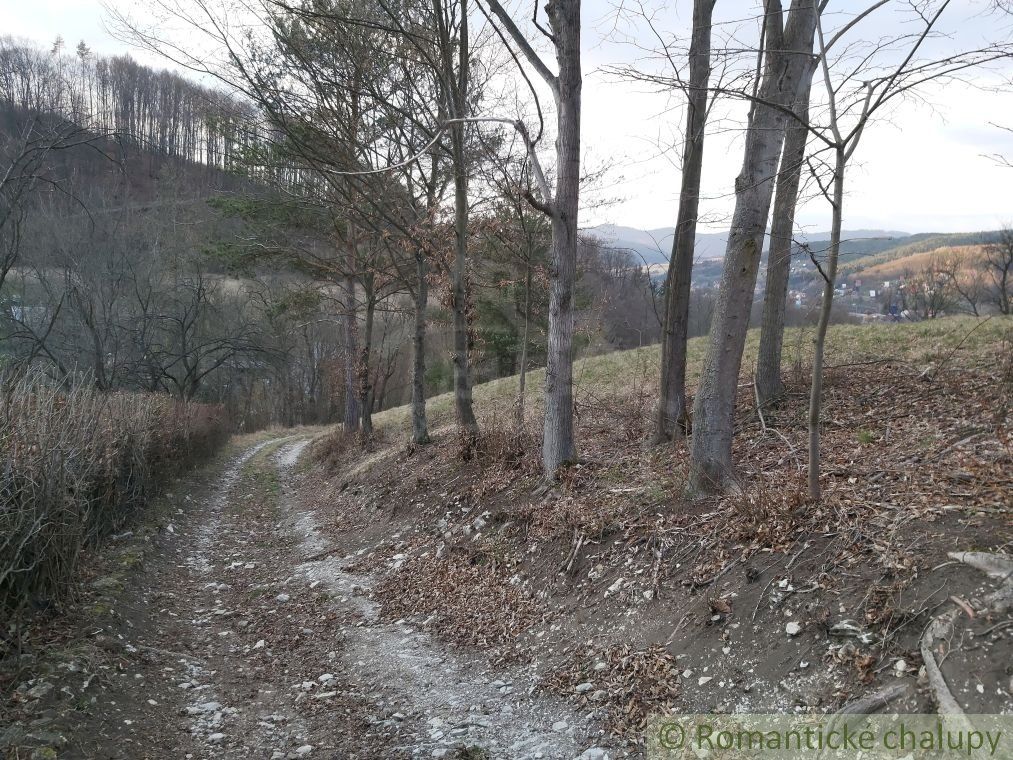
0,370,228,620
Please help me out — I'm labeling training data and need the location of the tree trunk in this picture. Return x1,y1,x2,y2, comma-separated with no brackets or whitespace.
688,0,819,494
411,250,430,444
447,0,480,442
654,0,715,443
341,234,360,434
450,126,479,440
807,146,845,501
755,62,814,407
541,0,582,476
359,277,375,441
515,259,532,434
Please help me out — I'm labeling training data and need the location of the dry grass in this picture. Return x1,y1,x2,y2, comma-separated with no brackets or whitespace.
857,245,986,279
370,316,1010,438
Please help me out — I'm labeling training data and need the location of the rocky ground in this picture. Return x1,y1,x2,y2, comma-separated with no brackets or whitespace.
2,436,609,760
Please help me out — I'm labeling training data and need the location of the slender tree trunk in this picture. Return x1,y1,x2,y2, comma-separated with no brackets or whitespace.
756,62,815,407
447,0,480,442
359,278,375,440
515,259,532,434
450,127,480,439
341,235,360,434
808,146,845,501
541,0,582,476
654,0,715,443
688,0,819,494
411,250,430,444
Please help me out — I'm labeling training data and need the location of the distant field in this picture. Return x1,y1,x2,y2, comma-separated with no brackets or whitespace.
840,230,1001,276
855,244,986,280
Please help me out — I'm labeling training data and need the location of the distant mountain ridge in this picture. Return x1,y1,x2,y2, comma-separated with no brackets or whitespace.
586,223,912,265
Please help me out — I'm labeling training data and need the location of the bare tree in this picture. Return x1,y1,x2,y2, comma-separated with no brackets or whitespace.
985,226,1013,314
802,0,1009,500
688,0,820,494
433,0,481,443
755,61,815,407
654,0,717,442
937,252,987,316
1,115,108,293
482,0,583,476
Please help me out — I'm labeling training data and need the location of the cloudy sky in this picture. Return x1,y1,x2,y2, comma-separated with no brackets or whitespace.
7,0,1013,235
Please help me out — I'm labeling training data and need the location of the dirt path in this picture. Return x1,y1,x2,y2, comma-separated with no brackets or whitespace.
30,436,603,760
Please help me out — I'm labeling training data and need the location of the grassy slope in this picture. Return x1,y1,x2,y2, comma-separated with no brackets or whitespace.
375,315,1010,434
839,230,1002,276
856,245,985,279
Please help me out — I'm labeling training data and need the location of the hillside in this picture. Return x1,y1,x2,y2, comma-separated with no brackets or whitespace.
587,224,912,267
840,231,1004,277
301,316,1011,747
370,316,1006,434
856,245,986,281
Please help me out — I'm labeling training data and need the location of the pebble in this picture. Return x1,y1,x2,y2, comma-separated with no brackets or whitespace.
208,733,225,743
575,682,594,694
276,593,291,603
579,750,610,760
294,746,313,756
786,622,802,637
552,720,569,731
698,676,713,686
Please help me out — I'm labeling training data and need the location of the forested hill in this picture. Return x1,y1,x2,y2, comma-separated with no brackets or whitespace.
0,36,664,434
0,36,256,172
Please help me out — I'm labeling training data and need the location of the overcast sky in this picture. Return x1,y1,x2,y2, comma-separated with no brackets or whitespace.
7,0,1013,235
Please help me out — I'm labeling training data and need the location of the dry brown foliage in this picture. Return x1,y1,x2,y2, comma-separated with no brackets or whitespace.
543,643,681,741
372,550,543,660
0,371,228,622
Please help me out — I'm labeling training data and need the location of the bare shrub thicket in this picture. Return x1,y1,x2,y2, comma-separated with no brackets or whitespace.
0,370,228,619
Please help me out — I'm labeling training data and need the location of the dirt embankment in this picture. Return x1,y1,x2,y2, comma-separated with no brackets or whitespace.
299,356,1011,751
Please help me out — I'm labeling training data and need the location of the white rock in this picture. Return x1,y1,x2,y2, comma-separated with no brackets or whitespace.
208,733,226,743
294,746,313,756
575,682,594,694
894,659,908,674
318,673,334,683
552,720,569,731
786,622,802,637
698,676,713,686
579,750,610,760
605,577,625,596
187,701,221,715
253,640,266,649
276,593,291,603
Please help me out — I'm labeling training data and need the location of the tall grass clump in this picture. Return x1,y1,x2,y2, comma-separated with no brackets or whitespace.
0,370,228,620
